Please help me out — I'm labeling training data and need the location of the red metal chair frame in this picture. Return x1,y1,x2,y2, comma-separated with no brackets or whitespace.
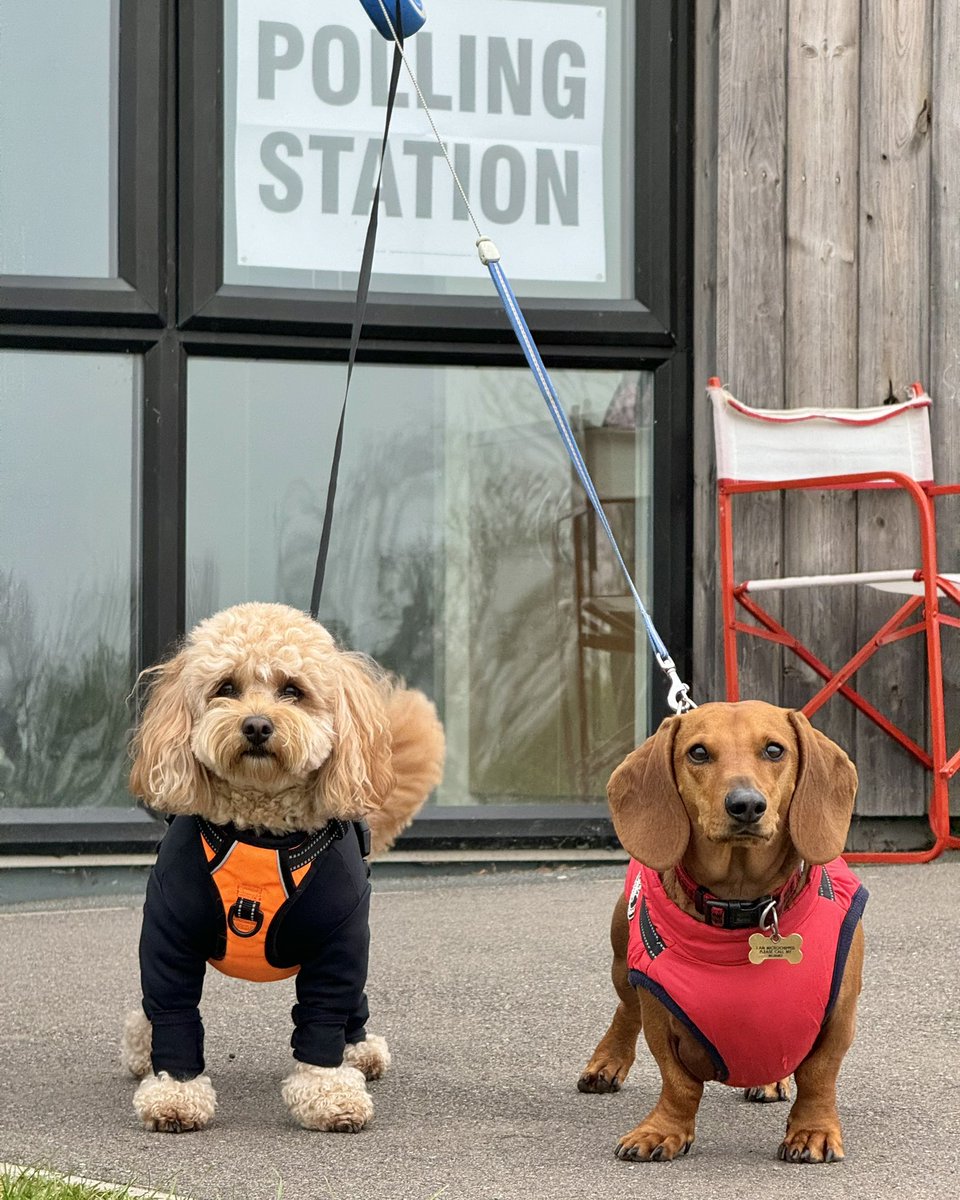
717,416,960,863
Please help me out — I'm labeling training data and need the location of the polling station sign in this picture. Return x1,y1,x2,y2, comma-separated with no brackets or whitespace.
233,0,608,281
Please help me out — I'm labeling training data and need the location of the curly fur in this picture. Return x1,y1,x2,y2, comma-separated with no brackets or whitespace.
343,1034,392,1080
133,1071,217,1133
129,601,444,841
120,1008,153,1080
281,1063,373,1132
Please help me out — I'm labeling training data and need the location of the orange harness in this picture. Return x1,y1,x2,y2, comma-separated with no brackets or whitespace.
199,819,345,983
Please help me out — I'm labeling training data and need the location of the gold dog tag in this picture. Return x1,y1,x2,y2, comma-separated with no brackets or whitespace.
748,932,803,965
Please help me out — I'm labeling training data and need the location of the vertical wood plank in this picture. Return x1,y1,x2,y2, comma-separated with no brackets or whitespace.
855,0,932,816
782,0,859,762
692,0,722,704
715,0,788,705
930,0,960,814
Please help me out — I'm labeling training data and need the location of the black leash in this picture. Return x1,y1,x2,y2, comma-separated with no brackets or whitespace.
309,10,404,618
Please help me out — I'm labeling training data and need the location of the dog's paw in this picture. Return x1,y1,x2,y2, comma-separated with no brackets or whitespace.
343,1034,391,1081
615,1122,694,1163
281,1063,373,1132
577,1048,635,1094
119,1009,153,1080
778,1124,844,1164
133,1072,216,1133
744,1078,791,1103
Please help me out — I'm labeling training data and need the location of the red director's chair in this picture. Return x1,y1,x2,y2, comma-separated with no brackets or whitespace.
708,378,960,863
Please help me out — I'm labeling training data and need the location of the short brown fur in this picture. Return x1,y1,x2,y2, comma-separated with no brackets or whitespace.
579,700,862,1164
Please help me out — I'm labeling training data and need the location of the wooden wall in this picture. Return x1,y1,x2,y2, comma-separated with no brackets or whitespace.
693,0,960,818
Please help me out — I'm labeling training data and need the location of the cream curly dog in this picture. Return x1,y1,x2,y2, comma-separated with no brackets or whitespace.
120,602,444,1133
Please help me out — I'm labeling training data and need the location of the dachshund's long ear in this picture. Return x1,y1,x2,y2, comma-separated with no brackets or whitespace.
312,652,395,820
129,652,210,814
787,710,858,863
608,716,688,871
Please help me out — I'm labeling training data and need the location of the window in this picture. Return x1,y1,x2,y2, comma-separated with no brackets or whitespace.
0,1,119,279
0,351,140,810
222,0,635,300
188,358,653,799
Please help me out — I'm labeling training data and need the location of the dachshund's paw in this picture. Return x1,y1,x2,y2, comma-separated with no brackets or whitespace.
778,1125,844,1164
281,1063,373,1132
343,1033,391,1081
577,1051,635,1094
120,1009,153,1080
745,1078,791,1103
133,1072,216,1133
615,1123,694,1163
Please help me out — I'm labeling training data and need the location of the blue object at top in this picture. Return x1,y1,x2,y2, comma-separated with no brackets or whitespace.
359,0,426,39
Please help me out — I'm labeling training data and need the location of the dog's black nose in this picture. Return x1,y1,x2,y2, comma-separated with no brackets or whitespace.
242,715,274,746
725,787,767,824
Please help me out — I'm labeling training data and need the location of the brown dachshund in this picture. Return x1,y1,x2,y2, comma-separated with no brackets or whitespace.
578,700,865,1164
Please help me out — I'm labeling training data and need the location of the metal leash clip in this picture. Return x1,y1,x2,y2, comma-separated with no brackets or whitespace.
658,655,697,714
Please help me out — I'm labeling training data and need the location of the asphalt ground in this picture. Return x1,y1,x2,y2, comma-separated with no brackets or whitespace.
0,859,958,1200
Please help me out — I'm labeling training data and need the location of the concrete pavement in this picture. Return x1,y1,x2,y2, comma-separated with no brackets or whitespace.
0,859,958,1199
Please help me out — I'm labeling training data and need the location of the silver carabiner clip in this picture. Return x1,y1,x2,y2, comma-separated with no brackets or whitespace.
659,658,696,715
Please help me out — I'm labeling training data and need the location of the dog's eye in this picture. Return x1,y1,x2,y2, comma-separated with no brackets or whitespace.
280,683,304,701
687,744,710,764
213,680,236,698
763,742,785,761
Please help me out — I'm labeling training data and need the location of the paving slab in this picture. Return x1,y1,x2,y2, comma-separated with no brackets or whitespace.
0,860,958,1200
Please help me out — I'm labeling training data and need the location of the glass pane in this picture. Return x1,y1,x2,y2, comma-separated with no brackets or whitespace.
223,0,634,301
187,359,652,802
0,351,140,807
0,0,118,278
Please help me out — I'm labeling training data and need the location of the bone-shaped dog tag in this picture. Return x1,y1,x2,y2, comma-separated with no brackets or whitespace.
748,932,803,965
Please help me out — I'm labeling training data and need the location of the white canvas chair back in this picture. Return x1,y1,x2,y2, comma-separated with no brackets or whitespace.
707,380,934,485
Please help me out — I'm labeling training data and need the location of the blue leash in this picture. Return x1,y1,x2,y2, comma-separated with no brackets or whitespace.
360,0,695,714
477,239,694,715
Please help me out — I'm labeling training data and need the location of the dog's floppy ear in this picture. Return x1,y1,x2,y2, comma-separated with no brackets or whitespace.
129,652,212,814
787,710,858,863
312,651,395,820
608,716,689,870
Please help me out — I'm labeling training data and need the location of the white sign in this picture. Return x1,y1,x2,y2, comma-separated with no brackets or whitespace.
234,0,608,281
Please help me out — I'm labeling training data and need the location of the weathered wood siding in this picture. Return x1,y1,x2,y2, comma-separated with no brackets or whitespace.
694,0,960,817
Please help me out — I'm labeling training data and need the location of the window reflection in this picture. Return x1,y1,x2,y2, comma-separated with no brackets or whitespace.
0,0,118,277
187,359,651,802
0,351,140,808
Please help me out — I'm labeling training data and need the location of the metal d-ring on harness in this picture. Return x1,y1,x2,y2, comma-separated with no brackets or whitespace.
331,0,695,715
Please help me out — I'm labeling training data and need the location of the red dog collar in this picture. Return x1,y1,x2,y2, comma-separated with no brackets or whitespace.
671,860,806,930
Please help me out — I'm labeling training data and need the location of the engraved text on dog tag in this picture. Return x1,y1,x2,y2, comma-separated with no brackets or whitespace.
748,932,803,965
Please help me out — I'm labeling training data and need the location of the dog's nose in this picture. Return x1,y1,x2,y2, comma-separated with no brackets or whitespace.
241,715,274,746
724,787,767,824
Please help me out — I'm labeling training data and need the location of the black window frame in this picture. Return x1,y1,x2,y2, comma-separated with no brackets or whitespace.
0,0,693,855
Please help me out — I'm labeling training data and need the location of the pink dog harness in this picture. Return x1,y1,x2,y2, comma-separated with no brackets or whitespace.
624,858,867,1088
